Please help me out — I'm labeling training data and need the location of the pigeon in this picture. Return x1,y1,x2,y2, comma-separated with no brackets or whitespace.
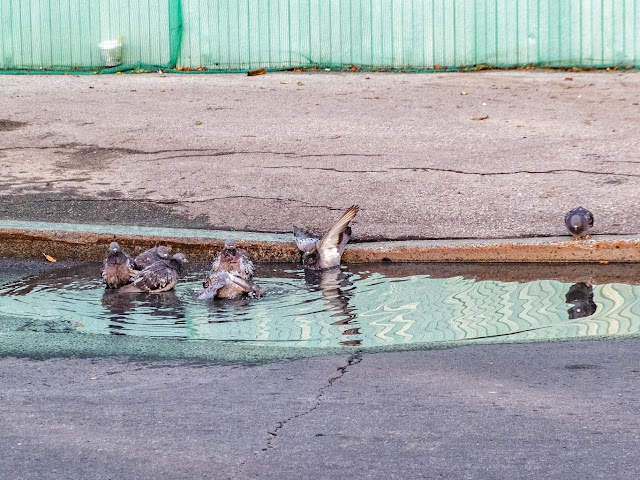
119,253,187,293
198,270,264,300
101,242,136,289
133,245,171,270
199,240,263,299
209,240,255,278
565,207,594,239
294,205,359,270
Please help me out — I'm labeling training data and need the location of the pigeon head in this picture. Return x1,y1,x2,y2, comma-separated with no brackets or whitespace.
156,246,171,260
302,249,319,268
171,253,188,264
108,242,122,255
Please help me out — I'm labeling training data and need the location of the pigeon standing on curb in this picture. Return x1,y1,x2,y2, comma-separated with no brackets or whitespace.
101,242,136,289
120,253,188,293
565,207,594,239
294,205,359,270
199,240,264,299
133,245,171,270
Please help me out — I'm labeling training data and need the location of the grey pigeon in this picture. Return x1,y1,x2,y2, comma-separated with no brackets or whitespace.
565,207,594,239
199,240,263,299
120,253,187,293
210,240,255,278
101,242,136,289
294,205,359,270
134,245,171,270
198,271,264,300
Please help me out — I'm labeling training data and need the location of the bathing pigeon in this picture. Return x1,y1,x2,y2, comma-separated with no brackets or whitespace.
119,253,187,293
294,205,359,270
198,270,264,300
565,207,594,239
199,240,263,299
101,242,136,289
209,239,255,278
133,245,171,270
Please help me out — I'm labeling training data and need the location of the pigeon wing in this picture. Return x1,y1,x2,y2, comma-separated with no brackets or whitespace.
293,226,319,253
198,272,231,299
316,205,359,268
130,262,178,292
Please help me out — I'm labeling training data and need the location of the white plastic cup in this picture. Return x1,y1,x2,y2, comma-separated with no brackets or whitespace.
98,40,122,67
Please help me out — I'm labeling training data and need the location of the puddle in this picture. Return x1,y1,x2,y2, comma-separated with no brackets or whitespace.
0,261,639,356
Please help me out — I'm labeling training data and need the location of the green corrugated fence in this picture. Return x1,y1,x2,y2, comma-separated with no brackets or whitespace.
1,0,639,72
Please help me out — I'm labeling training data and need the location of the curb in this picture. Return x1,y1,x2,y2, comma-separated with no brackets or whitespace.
0,221,639,263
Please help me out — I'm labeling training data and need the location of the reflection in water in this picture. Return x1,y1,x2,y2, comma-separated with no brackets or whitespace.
304,269,360,346
566,282,597,319
0,263,640,348
101,289,186,336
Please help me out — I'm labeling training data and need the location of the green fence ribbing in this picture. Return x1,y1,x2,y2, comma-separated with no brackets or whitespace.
1,0,639,73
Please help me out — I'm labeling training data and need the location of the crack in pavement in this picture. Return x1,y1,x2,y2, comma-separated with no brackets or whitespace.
258,165,640,177
230,355,362,479
263,355,362,451
0,145,380,162
0,195,343,211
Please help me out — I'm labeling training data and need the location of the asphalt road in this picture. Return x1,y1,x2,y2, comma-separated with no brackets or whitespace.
2,71,640,240
1,339,639,480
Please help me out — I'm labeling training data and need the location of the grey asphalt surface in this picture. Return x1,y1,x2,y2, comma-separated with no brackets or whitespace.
1,340,639,480
2,71,640,240
2,71,640,479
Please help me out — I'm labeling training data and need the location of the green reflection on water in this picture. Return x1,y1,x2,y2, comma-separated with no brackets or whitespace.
0,263,639,356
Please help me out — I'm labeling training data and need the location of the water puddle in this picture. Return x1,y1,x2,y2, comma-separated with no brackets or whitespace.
0,261,639,353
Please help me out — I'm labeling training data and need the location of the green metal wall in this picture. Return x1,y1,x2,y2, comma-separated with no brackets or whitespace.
1,0,639,71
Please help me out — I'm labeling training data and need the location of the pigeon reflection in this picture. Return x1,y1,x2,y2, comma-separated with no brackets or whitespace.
566,282,597,319
101,288,186,335
304,269,361,346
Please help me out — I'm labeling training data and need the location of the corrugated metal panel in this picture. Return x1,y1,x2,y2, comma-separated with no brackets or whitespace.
178,0,640,70
0,0,170,70
1,0,639,71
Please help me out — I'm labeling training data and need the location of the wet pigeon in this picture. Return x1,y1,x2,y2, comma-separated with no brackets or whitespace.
199,240,263,299
101,242,136,289
133,245,171,270
294,205,359,270
210,240,255,278
198,271,264,300
119,253,187,293
565,207,594,239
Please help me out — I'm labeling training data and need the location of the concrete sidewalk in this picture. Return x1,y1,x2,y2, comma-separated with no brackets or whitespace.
2,71,639,243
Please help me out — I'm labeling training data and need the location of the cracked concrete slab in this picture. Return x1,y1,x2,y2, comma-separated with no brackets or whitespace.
1,71,639,240
0,355,351,480
240,340,640,480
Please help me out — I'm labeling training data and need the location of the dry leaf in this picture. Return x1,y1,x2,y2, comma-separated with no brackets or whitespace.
247,67,266,76
471,115,489,121
434,64,440,69
195,120,202,125
74,323,84,328
43,253,57,262
564,77,573,81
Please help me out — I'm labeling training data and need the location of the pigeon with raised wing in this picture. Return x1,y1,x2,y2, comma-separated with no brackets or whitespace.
294,205,359,270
